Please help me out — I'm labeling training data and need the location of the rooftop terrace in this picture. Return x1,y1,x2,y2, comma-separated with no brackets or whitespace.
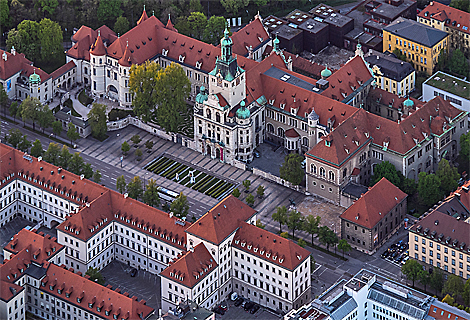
424,71,470,100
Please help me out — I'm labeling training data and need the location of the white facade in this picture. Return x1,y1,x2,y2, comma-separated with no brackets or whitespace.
0,288,25,320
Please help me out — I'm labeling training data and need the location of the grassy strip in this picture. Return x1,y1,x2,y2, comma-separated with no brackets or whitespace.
146,157,168,171
212,183,234,199
197,177,220,193
166,163,189,180
208,181,232,198
154,159,176,175
173,167,190,182
205,180,226,196
162,163,185,179
150,157,172,172
180,176,191,186
192,174,212,190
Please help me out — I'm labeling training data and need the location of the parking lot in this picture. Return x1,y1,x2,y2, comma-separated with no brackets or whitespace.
213,297,281,320
100,260,161,312
380,238,409,267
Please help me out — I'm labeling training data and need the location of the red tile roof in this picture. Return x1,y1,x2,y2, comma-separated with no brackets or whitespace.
233,222,311,270
340,178,407,229
160,243,217,288
20,64,51,83
69,25,116,61
446,180,470,213
137,8,149,25
90,33,107,56
418,2,470,35
185,195,256,245
0,49,32,81
166,15,177,32
282,51,328,78
118,45,137,67
231,17,270,57
368,87,420,111
427,303,470,320
42,263,154,319
50,61,76,80
4,228,63,262
321,56,373,102
285,128,300,138
0,280,23,302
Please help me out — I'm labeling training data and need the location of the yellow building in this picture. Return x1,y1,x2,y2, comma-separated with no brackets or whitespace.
365,50,416,96
418,2,470,56
383,17,448,75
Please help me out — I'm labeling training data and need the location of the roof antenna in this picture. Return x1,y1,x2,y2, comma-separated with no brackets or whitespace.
98,30,100,37
126,40,128,47
153,10,155,16
117,33,120,38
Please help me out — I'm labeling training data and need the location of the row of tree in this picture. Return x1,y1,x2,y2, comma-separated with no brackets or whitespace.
174,12,226,45
231,179,265,207
115,176,190,218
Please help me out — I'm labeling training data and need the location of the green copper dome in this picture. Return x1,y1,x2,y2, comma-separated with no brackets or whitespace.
29,70,41,84
221,26,233,47
195,86,208,104
403,97,414,107
273,34,280,52
321,66,332,78
236,101,250,119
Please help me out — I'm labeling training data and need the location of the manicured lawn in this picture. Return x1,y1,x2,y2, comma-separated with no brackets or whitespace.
78,89,94,106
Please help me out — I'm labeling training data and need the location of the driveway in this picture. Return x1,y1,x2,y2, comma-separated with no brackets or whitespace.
250,143,287,177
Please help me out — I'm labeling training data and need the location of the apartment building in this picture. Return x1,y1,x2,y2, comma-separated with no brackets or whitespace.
418,1,470,55
364,50,415,96
383,17,448,75
409,181,470,279
340,178,407,254
0,227,155,320
284,269,468,320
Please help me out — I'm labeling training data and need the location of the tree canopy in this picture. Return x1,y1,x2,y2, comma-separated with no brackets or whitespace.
371,161,416,195
143,179,160,208
436,159,459,196
272,206,288,233
171,192,190,218
87,103,107,140
114,16,129,36
287,210,304,239
418,172,442,206
401,259,422,287
127,176,143,200
279,153,304,185
129,61,161,122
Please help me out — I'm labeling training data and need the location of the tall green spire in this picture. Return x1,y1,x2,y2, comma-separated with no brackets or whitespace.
220,24,233,62
273,34,280,53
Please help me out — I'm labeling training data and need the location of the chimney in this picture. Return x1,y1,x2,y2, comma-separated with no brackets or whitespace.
2,51,7,61
80,174,84,180
11,47,16,56
123,193,128,198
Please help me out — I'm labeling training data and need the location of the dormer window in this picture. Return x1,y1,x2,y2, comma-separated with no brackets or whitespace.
77,297,82,303
162,49,168,56
105,311,110,316
196,61,202,69
280,104,285,109
291,108,297,115
97,307,101,312
266,252,271,258
179,55,185,63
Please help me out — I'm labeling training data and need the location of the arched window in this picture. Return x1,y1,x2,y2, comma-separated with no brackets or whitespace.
99,58,102,64
206,109,211,119
311,164,316,174
302,137,309,147
320,167,325,177
267,123,274,133
329,171,335,181
216,112,221,123
277,127,285,138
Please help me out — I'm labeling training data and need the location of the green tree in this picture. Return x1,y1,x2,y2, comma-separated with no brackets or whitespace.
287,210,304,239
401,259,422,287
0,0,9,29
436,159,460,196
9,102,18,122
143,179,160,207
97,0,123,26
418,268,431,293
52,120,62,136
338,239,352,258
280,232,289,238
232,188,241,198
220,0,249,14
69,152,85,175
154,63,191,133
460,132,470,168
297,239,307,248
448,49,469,78
127,176,143,200
85,267,105,285
189,0,203,12
450,0,469,12
87,103,107,140
58,145,72,169
66,123,80,145
144,140,154,153
93,170,102,184
370,161,402,187
255,219,265,229
442,294,455,304
272,206,288,233
36,0,59,17
279,153,304,185
37,104,54,134
30,139,43,158
38,18,62,62
6,128,23,148
135,148,143,161
0,84,8,116
463,279,470,306
246,193,255,207
171,192,190,218
116,175,126,194
430,267,444,296
304,215,321,245
256,185,265,198
83,163,93,179
121,141,130,155
20,96,41,130
318,226,338,251
243,179,251,192
18,135,31,152
130,134,141,146
204,16,226,44
187,12,207,40
43,142,61,165
114,16,129,36
129,60,161,122
442,274,464,299
7,20,41,63
418,172,442,206
392,48,407,61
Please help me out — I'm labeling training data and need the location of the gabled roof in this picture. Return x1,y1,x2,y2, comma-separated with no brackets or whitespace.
384,17,448,48
184,195,256,245
365,50,414,82
446,180,470,213
90,33,107,56
0,49,32,81
418,1,470,35
233,222,311,270
321,56,373,103
282,51,327,78
43,263,154,319
231,17,270,57
137,8,149,25
4,228,63,262
368,87,420,111
0,280,23,303
160,243,217,288
340,178,407,229
118,45,137,67
50,61,76,81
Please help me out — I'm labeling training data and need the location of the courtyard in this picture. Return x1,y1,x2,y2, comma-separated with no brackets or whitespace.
296,196,344,236
145,155,236,200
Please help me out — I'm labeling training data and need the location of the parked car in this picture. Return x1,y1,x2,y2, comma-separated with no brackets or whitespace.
250,304,260,314
219,304,228,311
130,268,137,277
401,256,410,265
244,301,255,311
212,306,225,315
234,297,244,307
381,250,390,259
253,150,260,158
241,301,247,308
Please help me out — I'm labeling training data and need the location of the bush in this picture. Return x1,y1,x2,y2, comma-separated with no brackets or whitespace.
442,294,455,305
280,232,289,238
108,108,135,121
